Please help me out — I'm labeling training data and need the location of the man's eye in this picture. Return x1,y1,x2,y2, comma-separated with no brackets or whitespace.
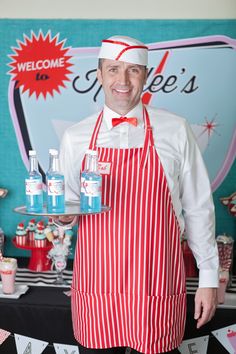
109,68,117,73
130,68,139,73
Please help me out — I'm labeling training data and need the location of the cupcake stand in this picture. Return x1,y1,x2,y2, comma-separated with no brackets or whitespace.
12,236,52,272
13,203,111,284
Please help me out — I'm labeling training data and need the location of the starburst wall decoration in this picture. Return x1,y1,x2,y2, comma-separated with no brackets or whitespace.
199,114,220,144
8,31,73,98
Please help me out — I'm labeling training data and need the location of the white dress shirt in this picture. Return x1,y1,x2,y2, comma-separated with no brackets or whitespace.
60,101,219,288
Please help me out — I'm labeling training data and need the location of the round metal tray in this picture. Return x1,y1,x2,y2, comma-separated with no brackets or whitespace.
14,203,111,217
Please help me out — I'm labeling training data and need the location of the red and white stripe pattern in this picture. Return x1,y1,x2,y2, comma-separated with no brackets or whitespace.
34,239,46,248
16,235,28,246
28,231,35,242
71,108,186,353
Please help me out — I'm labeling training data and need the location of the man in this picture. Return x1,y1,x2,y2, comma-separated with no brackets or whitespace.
60,35,219,354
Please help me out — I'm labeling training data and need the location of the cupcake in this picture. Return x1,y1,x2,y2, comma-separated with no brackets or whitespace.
36,220,45,229
47,217,56,232
15,223,28,246
34,223,46,247
27,219,36,242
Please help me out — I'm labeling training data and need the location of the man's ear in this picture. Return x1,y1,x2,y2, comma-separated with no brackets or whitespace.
97,68,103,85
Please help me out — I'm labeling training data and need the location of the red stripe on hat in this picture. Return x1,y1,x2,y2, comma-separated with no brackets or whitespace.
102,39,130,47
115,45,148,61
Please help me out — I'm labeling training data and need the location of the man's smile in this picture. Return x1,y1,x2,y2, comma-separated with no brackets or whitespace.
113,88,131,94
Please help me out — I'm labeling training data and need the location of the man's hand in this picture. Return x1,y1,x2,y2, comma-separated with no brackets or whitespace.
58,215,75,224
194,288,218,329
51,215,78,227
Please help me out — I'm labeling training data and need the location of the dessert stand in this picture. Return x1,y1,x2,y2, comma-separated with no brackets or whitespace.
13,203,111,283
12,237,52,272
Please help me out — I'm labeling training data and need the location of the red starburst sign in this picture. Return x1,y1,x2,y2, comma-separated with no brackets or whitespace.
8,31,73,99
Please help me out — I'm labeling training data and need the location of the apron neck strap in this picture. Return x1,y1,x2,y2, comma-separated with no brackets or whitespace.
140,107,155,169
89,111,103,150
143,106,155,147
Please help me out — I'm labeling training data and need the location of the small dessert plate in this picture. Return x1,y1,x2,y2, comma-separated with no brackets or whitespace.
0,284,29,299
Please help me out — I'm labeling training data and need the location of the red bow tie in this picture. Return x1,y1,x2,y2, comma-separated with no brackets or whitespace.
112,117,138,127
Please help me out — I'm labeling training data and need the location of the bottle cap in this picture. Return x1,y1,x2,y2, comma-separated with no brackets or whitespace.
49,149,58,156
29,150,36,156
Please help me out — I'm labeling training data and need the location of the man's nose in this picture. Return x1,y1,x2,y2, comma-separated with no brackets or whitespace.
118,70,129,85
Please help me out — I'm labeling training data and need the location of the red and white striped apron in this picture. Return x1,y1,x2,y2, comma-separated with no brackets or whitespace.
71,107,186,353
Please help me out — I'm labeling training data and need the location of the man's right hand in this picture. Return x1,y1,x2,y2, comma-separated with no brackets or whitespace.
52,215,78,227
58,215,75,224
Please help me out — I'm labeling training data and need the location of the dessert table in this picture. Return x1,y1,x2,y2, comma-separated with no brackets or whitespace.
0,263,235,354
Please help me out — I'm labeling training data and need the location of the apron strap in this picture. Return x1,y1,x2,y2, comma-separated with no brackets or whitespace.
89,111,104,150
140,106,155,169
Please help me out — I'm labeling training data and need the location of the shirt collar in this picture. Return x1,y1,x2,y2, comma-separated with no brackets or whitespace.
103,101,144,130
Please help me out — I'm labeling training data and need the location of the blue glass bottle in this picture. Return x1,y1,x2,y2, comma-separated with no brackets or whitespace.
81,150,102,213
46,149,65,213
25,150,43,212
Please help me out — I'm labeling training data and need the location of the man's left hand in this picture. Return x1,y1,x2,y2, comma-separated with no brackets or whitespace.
194,287,218,329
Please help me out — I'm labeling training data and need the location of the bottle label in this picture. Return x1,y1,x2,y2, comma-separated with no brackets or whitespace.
0,270,14,275
25,179,42,195
83,180,101,197
47,180,64,196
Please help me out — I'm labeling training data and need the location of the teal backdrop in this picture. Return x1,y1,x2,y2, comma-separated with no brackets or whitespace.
0,19,235,258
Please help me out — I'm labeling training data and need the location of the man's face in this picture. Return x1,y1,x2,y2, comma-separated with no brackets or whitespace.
97,59,147,115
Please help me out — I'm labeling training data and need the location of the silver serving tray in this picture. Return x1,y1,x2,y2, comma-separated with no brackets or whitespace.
14,203,111,217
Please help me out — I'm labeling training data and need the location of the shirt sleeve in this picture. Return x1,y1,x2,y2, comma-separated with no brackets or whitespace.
179,120,219,288
60,130,81,202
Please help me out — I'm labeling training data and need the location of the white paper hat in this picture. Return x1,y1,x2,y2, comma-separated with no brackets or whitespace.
98,35,148,66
